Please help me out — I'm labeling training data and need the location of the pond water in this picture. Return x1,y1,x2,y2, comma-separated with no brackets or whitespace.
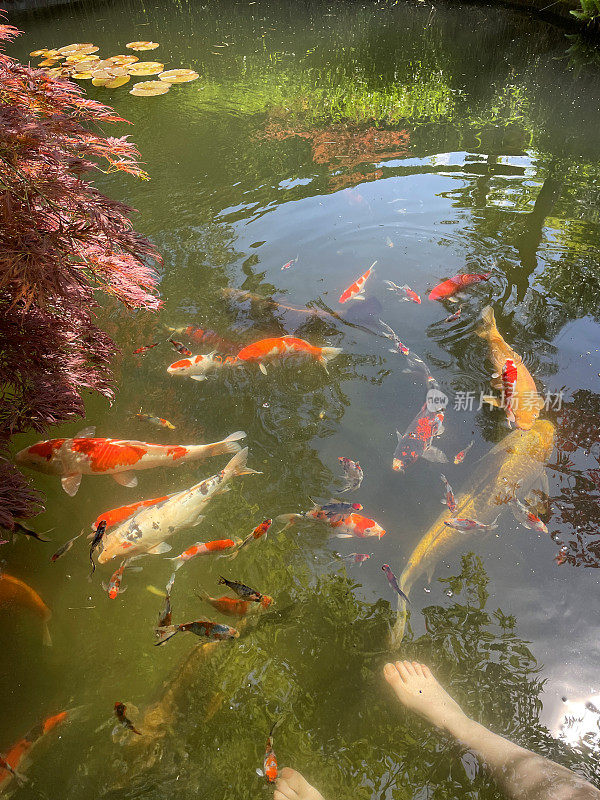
4,0,600,797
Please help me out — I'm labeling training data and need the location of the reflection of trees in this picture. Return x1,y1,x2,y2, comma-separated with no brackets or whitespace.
108,554,599,798
547,390,600,568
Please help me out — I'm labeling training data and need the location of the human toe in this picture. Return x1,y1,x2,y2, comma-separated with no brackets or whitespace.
279,768,311,794
274,779,297,799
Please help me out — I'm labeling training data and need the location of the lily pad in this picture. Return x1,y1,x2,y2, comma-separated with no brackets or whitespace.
158,68,199,83
104,75,131,88
126,41,160,51
129,80,171,96
128,61,164,76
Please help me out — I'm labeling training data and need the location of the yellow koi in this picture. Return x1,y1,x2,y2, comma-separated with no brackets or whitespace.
390,420,555,647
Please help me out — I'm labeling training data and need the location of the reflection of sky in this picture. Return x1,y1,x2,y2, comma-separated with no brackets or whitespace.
554,694,600,747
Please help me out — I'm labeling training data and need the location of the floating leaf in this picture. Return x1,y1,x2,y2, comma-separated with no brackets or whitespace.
128,61,164,76
129,80,170,96
38,58,59,66
106,55,139,65
104,75,131,88
126,41,160,51
71,71,94,80
92,76,110,87
30,48,49,57
158,68,199,83
91,69,112,80
58,43,94,55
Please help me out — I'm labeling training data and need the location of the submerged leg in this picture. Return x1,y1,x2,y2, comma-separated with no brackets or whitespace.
384,661,600,800
274,767,325,800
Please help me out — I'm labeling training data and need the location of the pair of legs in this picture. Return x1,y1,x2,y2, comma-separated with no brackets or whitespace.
275,662,600,800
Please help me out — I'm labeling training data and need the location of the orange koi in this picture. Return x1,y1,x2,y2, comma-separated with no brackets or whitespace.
339,262,376,303
133,342,159,355
197,591,255,617
229,518,272,559
0,711,67,790
236,336,342,375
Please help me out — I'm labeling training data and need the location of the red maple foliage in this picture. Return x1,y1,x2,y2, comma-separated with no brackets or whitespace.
0,19,161,529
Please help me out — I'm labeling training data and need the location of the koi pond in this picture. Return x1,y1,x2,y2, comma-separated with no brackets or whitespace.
3,0,600,796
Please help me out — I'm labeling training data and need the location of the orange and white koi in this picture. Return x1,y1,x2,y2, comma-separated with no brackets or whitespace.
444,307,462,323
280,256,298,271
440,474,457,513
102,556,143,599
236,336,342,375
453,441,473,464
0,711,67,791
133,412,176,431
167,351,239,381
197,590,257,617
92,494,173,532
16,427,246,496
155,619,239,646
98,449,260,563
229,519,272,559
510,498,548,534
168,539,236,571
393,405,446,472
339,262,376,303
258,722,278,783
384,281,421,304
276,505,385,539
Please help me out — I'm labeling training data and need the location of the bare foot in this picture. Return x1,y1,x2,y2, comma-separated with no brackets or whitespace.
384,660,467,733
274,767,325,800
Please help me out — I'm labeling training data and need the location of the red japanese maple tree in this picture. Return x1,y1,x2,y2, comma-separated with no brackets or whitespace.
0,19,161,528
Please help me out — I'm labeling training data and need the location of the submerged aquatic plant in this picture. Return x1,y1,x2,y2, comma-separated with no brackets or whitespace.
0,18,161,527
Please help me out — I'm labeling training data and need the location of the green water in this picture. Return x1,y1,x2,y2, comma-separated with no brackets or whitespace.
4,0,600,797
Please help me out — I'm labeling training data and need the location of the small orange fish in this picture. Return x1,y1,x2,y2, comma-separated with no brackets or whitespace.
133,342,159,355
229,519,272,559
197,591,254,617
453,441,473,464
168,539,236,570
339,262,376,303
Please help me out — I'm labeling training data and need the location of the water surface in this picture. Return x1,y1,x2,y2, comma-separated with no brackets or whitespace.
4,1,600,797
